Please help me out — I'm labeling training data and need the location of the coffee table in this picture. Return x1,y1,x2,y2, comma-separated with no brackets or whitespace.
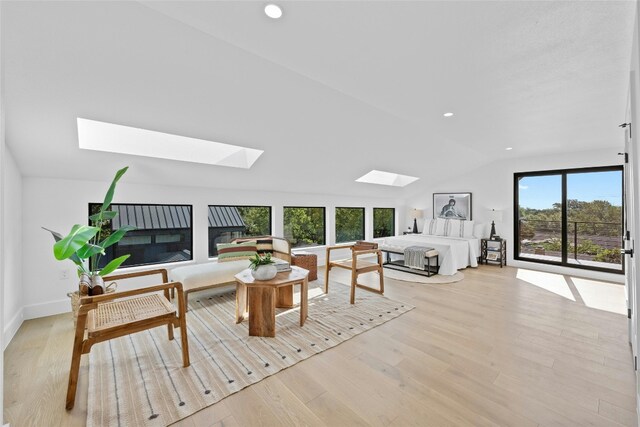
234,266,309,337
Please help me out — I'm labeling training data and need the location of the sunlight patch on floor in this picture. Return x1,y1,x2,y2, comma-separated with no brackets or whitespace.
516,269,575,301
570,277,626,315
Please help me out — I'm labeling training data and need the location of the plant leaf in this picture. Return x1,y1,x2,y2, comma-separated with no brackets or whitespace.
100,225,136,249
89,210,118,223
98,254,130,276
53,225,100,261
76,243,105,259
43,227,85,264
101,166,128,212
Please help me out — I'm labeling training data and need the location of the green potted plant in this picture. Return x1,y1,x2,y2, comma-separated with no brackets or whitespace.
44,166,135,295
249,253,277,280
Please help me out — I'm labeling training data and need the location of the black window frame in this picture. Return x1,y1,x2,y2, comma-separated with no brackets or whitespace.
335,207,366,244
514,165,624,275
283,206,327,248
373,207,396,238
88,202,194,270
208,205,273,257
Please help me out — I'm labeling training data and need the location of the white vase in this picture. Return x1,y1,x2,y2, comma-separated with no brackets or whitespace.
251,264,277,281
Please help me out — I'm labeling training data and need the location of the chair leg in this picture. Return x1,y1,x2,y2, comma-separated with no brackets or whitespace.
324,264,331,294
66,313,87,410
167,323,175,341
350,271,357,304
175,284,190,367
179,318,190,367
378,267,385,294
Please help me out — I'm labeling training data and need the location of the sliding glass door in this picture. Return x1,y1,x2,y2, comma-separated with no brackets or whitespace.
517,174,563,263
515,166,623,274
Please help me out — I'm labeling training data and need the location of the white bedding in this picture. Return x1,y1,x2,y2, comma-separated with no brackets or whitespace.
381,234,480,276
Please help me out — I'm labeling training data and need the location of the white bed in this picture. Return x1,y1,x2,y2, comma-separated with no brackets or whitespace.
381,233,480,276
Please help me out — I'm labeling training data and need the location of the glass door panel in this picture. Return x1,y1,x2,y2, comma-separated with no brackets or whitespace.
566,170,623,270
517,174,562,263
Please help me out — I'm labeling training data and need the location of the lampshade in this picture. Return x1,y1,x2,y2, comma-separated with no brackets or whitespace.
488,209,503,222
410,209,423,219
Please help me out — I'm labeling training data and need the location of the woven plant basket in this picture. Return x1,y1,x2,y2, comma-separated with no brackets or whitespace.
292,253,318,281
67,282,117,327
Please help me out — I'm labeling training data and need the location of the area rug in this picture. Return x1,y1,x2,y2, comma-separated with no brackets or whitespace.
86,281,414,426
381,268,464,284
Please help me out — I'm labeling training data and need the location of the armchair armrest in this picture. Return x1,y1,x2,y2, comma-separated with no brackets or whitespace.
103,268,168,283
326,244,355,253
352,249,381,257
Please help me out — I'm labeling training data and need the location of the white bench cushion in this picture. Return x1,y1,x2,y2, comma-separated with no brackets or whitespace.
171,260,250,293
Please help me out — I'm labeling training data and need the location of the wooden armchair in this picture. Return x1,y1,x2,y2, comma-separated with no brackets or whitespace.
65,269,190,410
325,241,385,304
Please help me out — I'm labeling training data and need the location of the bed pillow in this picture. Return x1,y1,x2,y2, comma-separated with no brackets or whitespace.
443,219,475,238
473,223,487,239
423,218,445,235
216,241,258,262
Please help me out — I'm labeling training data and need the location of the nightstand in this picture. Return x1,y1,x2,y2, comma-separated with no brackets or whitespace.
481,238,506,267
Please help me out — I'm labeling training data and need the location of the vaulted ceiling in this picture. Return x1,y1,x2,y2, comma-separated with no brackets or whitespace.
2,1,635,198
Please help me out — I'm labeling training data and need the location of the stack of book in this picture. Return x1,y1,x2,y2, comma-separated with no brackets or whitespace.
273,257,292,272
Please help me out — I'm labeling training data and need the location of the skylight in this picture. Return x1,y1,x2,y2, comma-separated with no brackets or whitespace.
77,118,263,169
355,170,419,187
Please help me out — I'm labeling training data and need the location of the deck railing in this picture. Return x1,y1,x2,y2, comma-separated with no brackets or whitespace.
518,219,622,261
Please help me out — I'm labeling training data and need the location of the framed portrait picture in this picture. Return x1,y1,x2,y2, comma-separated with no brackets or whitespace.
433,193,472,220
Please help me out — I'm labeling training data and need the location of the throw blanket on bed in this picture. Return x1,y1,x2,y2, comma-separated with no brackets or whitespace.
404,245,434,270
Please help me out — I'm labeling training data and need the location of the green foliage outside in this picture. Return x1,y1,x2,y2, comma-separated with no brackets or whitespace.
284,207,326,247
520,199,622,265
520,199,621,229
236,206,271,236
335,208,365,243
373,208,394,238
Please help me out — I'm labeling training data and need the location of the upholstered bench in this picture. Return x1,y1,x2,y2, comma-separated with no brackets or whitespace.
169,236,292,308
379,244,440,277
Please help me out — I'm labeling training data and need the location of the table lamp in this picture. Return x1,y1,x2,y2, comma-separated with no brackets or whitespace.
488,209,503,240
410,209,423,233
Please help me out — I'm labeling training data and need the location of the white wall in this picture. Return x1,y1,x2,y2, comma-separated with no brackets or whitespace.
405,148,625,283
22,175,401,319
3,147,22,348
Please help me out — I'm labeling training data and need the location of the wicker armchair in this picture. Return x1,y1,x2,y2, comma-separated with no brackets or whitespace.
324,241,385,304
65,269,189,410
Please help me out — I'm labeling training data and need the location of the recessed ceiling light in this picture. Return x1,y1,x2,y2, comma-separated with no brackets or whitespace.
356,170,419,187
443,112,454,117
505,147,513,151
264,4,283,19
77,118,263,169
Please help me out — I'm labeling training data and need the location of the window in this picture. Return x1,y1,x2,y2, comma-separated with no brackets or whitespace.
373,208,395,238
335,207,365,243
208,206,272,257
515,166,623,273
283,207,326,248
89,203,193,269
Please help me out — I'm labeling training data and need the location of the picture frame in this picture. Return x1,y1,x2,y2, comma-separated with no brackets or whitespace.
433,193,472,220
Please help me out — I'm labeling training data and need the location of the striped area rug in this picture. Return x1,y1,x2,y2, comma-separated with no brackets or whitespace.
86,281,414,426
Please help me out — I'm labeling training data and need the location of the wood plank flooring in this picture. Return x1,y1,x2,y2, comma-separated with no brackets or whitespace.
3,265,637,426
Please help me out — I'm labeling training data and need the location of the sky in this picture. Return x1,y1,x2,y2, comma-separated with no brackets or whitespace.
519,171,622,210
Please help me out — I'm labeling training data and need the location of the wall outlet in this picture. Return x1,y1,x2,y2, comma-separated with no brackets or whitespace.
58,269,69,280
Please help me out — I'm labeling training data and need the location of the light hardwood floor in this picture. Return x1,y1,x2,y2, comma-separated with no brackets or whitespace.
4,265,637,426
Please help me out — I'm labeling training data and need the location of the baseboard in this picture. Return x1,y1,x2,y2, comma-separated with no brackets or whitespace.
509,259,625,284
3,308,24,350
23,298,70,320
